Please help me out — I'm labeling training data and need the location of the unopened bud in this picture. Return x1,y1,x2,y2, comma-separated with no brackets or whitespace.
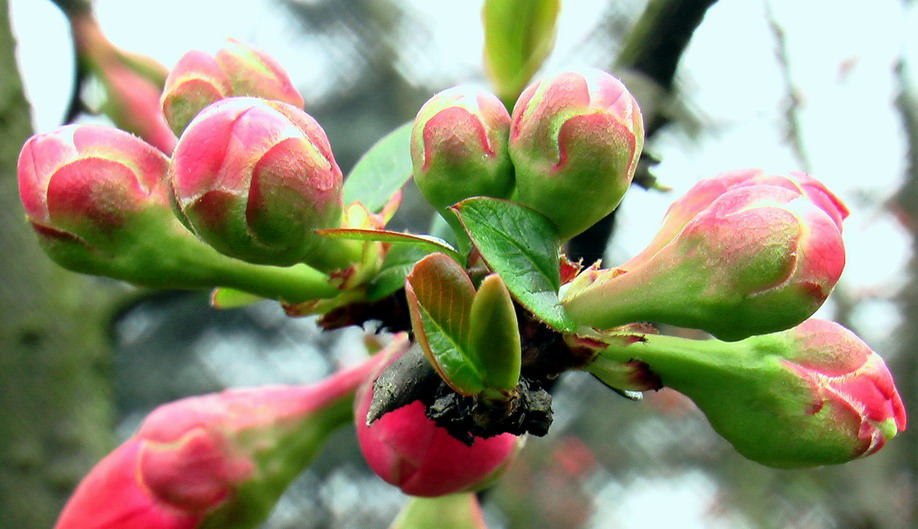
411,86,514,214
622,169,849,271
170,97,351,271
563,184,845,341
18,124,340,303
591,320,906,467
54,341,401,529
18,124,171,262
162,39,304,136
355,346,519,497
509,68,644,239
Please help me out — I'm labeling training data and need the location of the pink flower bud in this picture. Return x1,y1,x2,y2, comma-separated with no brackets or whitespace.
54,346,396,529
355,348,519,497
594,320,906,467
509,68,644,239
162,39,304,136
18,124,342,302
622,169,849,271
563,184,845,341
411,86,514,211
18,124,170,256
170,97,346,270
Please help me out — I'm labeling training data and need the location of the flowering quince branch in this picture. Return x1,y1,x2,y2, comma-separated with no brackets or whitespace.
14,2,909,524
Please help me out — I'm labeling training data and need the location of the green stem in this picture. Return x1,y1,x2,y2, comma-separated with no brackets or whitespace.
207,259,340,305
116,209,342,304
303,233,366,274
588,332,746,391
562,253,708,330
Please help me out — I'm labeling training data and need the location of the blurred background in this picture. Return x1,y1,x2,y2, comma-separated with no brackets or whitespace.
1,0,917,528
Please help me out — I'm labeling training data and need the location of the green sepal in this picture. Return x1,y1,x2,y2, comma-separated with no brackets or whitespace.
389,493,490,529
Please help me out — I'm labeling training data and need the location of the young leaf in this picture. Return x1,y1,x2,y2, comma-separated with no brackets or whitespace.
316,227,462,263
343,122,413,213
469,274,521,390
482,0,560,104
405,253,483,395
453,197,576,333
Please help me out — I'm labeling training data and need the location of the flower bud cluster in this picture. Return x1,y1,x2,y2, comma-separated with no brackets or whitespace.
18,39,365,304
15,31,909,518
411,68,644,240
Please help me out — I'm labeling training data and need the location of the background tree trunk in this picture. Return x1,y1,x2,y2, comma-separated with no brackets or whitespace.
0,1,116,527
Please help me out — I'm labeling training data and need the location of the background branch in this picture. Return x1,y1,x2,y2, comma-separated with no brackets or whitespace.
567,0,719,264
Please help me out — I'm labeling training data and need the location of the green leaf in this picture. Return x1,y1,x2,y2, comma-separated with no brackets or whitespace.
209,287,264,309
405,253,484,395
316,227,462,263
469,274,521,390
366,244,428,302
482,0,560,104
342,122,413,213
453,197,576,333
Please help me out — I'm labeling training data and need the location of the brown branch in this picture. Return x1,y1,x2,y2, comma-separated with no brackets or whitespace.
567,0,719,264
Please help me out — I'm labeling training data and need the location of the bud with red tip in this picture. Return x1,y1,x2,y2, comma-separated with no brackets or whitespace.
170,97,357,272
590,320,906,467
18,124,172,263
18,124,339,303
54,339,405,529
509,68,644,239
411,86,515,215
355,347,519,497
562,184,845,341
162,39,305,136
621,169,849,271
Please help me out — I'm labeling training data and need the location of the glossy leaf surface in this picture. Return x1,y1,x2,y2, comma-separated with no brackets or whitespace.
343,122,413,212
454,197,576,332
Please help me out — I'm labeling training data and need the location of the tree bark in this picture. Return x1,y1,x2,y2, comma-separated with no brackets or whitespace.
0,1,116,527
